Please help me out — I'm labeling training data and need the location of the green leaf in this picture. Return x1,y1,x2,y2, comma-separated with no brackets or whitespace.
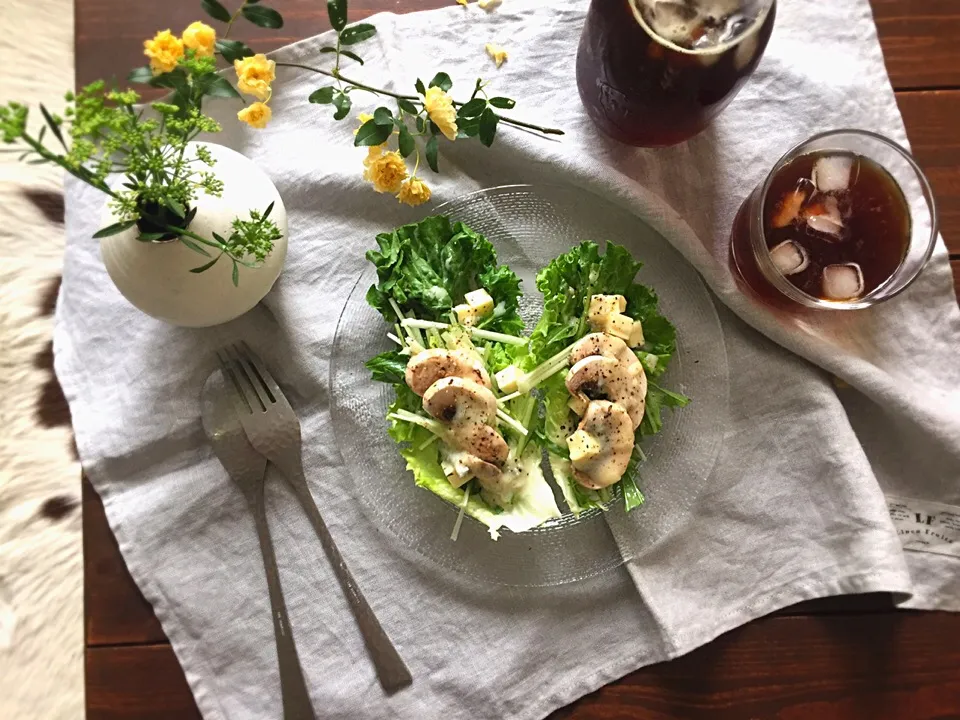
215,39,255,63
232,260,240,286
190,256,221,273
457,98,486,119
398,98,418,114
327,0,348,31
308,86,336,104
319,46,338,54
488,96,516,110
201,0,232,22
340,22,376,45
164,197,186,218
415,115,427,133
354,119,392,147
414,78,426,95
199,75,242,99
39,104,65,149
364,350,408,384
136,232,170,241
425,134,439,173
478,108,498,147
332,92,352,120
397,124,414,158
263,201,274,221
340,50,364,65
428,72,452,92
373,106,393,126
621,470,645,512
457,115,480,139
179,236,212,257
92,220,136,239
242,4,284,28
127,66,155,84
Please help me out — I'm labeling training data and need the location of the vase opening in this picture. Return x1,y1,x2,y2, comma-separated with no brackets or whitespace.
136,198,195,242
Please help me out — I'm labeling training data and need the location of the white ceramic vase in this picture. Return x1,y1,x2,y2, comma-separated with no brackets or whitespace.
99,141,288,327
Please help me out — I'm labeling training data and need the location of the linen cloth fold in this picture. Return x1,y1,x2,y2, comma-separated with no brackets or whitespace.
54,0,960,718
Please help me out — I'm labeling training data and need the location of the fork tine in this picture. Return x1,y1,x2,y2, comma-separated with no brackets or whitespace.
224,345,270,412
217,350,254,415
238,341,284,403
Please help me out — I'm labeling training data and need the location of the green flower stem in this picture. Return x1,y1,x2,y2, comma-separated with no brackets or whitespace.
20,133,118,198
276,61,565,136
223,0,251,39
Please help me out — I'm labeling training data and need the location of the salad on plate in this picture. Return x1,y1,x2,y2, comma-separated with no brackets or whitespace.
364,217,688,539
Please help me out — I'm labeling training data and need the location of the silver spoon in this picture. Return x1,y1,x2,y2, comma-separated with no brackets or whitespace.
201,369,316,720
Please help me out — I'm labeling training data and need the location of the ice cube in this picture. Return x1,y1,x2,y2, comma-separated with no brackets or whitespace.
812,155,854,193
822,263,864,300
803,196,844,238
648,1,701,46
771,186,809,228
769,240,809,276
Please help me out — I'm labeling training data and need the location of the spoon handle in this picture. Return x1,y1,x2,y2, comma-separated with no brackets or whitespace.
250,480,316,720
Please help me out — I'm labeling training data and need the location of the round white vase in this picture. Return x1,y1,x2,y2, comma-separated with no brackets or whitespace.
99,141,288,328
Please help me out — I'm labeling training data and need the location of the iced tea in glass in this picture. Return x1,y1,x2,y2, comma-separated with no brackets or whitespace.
730,130,938,310
576,0,776,147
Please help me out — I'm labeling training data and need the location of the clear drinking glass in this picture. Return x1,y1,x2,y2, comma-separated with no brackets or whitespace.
576,0,777,147
729,129,939,310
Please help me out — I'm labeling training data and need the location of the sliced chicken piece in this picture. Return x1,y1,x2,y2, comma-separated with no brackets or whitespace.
569,332,643,376
565,355,647,429
422,377,497,425
405,348,491,396
450,422,510,466
568,400,634,490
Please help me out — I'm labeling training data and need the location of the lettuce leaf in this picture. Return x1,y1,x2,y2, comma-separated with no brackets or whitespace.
367,216,560,538
529,241,689,513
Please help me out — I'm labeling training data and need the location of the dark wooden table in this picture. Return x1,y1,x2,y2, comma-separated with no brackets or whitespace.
79,1,960,717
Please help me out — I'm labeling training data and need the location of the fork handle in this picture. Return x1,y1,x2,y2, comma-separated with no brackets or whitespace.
249,481,317,720
284,471,413,694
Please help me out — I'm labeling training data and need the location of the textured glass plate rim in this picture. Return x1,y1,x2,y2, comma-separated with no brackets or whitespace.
329,184,729,586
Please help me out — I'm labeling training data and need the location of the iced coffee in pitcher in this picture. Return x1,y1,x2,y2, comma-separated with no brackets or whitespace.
576,0,776,147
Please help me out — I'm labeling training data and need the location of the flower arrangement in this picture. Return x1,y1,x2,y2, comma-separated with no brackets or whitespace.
0,0,561,281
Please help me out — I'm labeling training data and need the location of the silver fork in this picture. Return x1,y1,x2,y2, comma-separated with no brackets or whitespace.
201,367,316,720
218,343,413,694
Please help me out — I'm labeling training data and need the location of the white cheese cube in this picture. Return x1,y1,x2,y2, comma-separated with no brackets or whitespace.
454,303,480,327
464,289,494,317
495,365,520,394
567,429,601,464
628,319,645,348
588,294,628,330
604,313,634,341
567,395,589,417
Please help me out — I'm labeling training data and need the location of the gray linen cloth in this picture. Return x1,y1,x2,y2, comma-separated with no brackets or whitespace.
54,0,960,718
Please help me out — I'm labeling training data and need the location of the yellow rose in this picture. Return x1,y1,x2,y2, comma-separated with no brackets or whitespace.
182,21,216,58
234,54,277,102
143,29,184,76
363,148,408,194
238,102,272,129
423,86,458,142
397,177,431,207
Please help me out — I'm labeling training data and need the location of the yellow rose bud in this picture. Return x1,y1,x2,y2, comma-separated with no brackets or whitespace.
485,43,508,68
182,21,217,58
144,29,184,76
423,86,458,142
396,177,431,207
363,149,408,194
234,54,277,102
238,102,272,129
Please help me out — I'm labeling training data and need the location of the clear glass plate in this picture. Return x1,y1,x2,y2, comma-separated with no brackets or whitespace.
330,185,728,586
